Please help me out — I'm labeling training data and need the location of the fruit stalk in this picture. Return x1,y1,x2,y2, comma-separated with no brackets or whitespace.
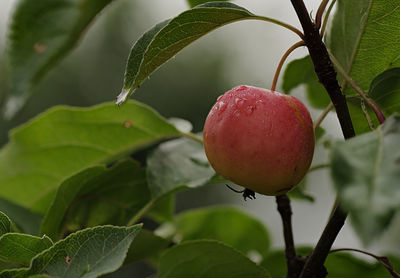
289,0,356,277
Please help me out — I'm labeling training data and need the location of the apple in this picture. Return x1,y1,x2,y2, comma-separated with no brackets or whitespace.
203,85,315,196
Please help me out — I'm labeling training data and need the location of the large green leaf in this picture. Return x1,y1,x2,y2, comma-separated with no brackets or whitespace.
0,234,53,266
157,240,270,278
117,2,269,105
331,115,400,243
169,206,270,257
147,137,215,199
0,225,141,278
282,55,330,109
40,160,148,240
329,0,400,133
0,101,179,214
5,0,114,118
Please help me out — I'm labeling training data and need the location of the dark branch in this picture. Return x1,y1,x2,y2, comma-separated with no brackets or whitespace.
300,206,347,278
276,194,305,278
288,0,356,277
290,0,355,139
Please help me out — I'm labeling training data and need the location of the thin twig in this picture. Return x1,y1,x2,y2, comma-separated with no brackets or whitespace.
313,102,334,131
271,41,305,92
181,131,203,143
330,248,400,278
328,52,386,124
315,0,330,29
254,15,304,39
308,163,330,173
320,0,336,36
360,99,375,130
127,200,155,226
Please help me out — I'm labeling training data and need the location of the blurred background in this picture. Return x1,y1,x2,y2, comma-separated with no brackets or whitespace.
0,0,399,276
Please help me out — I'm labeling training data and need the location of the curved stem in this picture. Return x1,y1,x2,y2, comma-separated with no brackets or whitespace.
271,41,305,91
181,131,203,144
330,248,400,278
313,102,334,131
308,163,330,173
254,16,304,39
320,0,336,36
127,200,155,226
328,52,386,124
361,99,375,130
315,0,330,29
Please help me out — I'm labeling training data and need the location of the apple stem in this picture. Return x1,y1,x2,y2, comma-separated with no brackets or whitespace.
271,40,305,92
328,52,386,124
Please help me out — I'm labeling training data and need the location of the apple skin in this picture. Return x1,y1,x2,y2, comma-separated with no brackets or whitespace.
203,85,315,196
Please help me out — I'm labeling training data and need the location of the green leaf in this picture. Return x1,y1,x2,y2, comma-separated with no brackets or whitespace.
0,234,53,266
186,0,230,8
331,115,400,243
369,68,400,116
0,101,179,214
282,55,330,109
0,225,142,278
5,0,114,118
124,229,170,265
157,240,270,278
147,138,215,199
40,160,148,240
117,2,263,105
329,0,400,133
0,199,42,235
170,206,270,257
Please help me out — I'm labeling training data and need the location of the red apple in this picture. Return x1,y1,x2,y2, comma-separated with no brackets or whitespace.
203,85,315,196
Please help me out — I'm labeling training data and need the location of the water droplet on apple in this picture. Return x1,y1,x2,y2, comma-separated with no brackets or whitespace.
255,99,264,109
246,105,255,115
217,101,227,112
233,110,240,117
235,97,245,108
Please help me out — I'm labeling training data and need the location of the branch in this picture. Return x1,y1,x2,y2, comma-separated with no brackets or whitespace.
276,194,305,278
289,1,356,277
290,0,355,139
